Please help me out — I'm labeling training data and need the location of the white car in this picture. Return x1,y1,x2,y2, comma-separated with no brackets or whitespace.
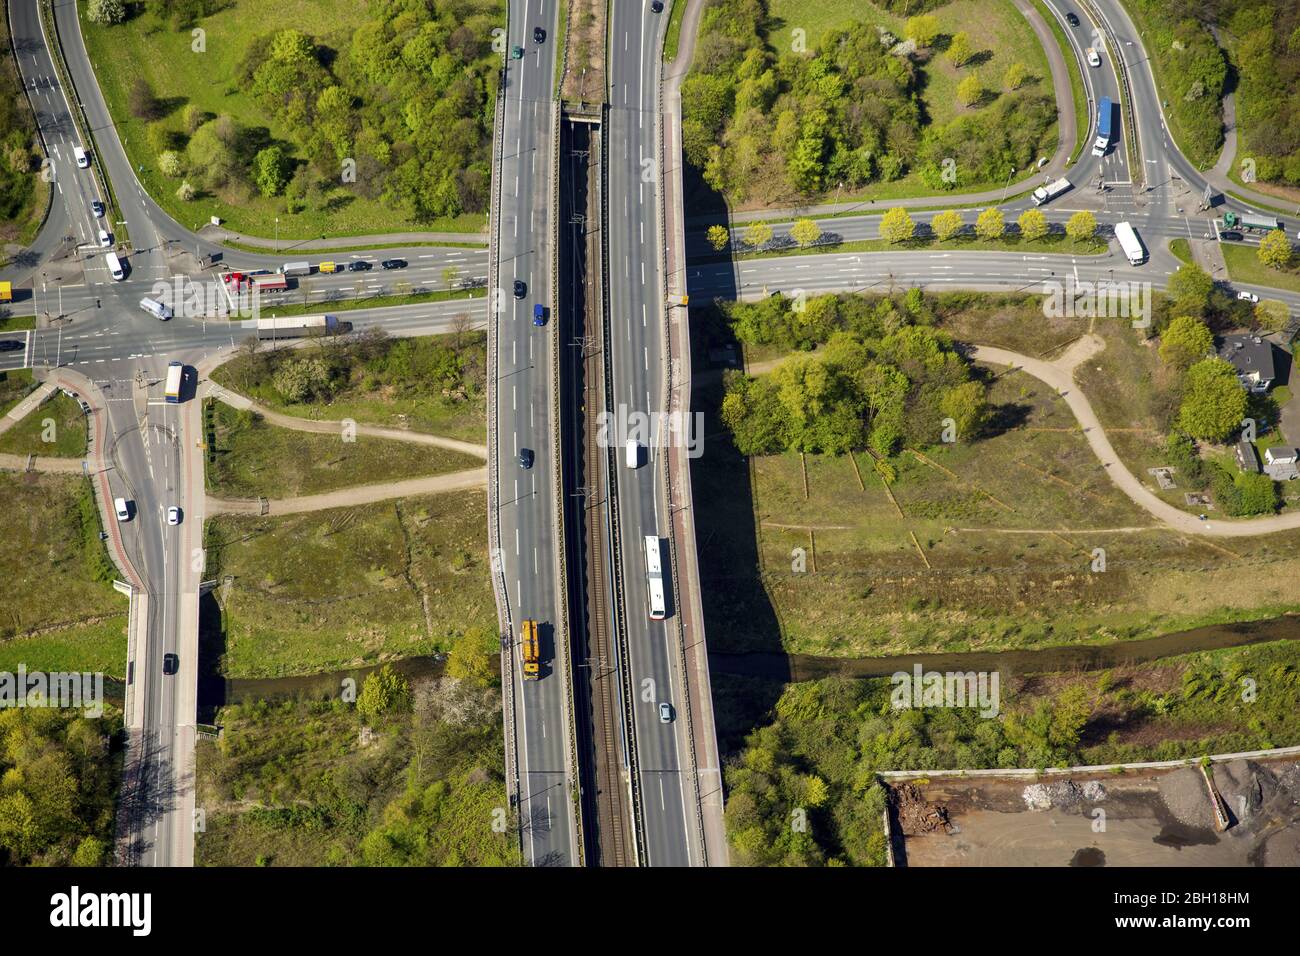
166,506,182,525
97,228,111,247
91,200,104,218
659,702,674,723
1237,290,1259,303
1086,47,1101,67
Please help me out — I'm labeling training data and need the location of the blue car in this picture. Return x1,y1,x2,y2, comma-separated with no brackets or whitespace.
533,303,546,326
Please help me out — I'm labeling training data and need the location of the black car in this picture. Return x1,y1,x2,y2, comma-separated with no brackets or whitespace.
1066,11,1080,26
651,0,664,10
519,448,534,469
380,258,407,270
533,26,546,43
513,279,527,298
1219,231,1244,242
162,653,179,676
0,340,22,352
348,260,372,272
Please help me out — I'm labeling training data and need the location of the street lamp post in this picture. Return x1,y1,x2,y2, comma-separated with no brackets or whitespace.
1001,166,1017,205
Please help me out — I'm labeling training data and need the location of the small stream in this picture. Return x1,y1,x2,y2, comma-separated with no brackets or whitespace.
708,614,1300,682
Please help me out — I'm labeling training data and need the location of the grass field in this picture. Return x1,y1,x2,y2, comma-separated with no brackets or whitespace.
757,0,1057,204
0,391,87,457
0,616,127,677
212,332,487,443
195,684,517,866
78,1,488,240
205,492,495,678
245,287,485,321
204,399,481,499
1221,242,1300,295
696,304,1300,657
0,473,120,648
0,367,34,417
1169,237,1193,265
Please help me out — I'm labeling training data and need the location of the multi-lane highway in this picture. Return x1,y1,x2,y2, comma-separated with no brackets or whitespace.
605,1,698,867
491,0,580,867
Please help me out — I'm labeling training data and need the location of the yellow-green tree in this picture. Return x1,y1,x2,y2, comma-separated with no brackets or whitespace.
975,207,1005,240
1004,62,1028,90
706,224,730,251
946,31,974,67
905,14,940,48
1258,228,1294,269
743,221,774,250
880,206,916,243
1017,208,1048,242
1158,315,1213,369
930,210,963,241
790,218,823,249
1066,210,1097,243
957,75,984,107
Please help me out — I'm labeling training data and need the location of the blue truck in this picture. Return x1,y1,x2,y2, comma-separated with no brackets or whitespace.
1092,96,1116,157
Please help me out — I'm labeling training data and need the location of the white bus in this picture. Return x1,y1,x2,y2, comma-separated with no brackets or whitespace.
254,314,349,339
644,535,666,621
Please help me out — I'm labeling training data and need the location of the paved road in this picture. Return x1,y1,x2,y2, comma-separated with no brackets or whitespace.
605,1,697,866
492,0,578,867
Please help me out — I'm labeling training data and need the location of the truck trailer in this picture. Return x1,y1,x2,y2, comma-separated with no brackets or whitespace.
1032,177,1072,206
1092,97,1116,157
254,314,348,339
1114,221,1146,265
520,620,540,680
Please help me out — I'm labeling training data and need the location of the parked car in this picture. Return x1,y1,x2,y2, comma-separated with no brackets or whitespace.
519,448,534,469
162,653,179,676
347,260,371,272
513,279,527,298
1237,290,1260,303
380,258,407,270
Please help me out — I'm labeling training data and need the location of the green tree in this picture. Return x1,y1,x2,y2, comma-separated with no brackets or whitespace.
85,0,127,25
743,221,774,250
1231,471,1278,516
356,665,412,724
271,357,331,403
175,181,196,202
1158,315,1213,368
946,32,974,67
1065,210,1097,243
1004,62,1029,90
253,146,290,198
930,210,963,241
905,15,941,48
790,218,823,248
447,629,498,686
706,224,730,251
975,207,1004,240
879,207,915,243
1167,263,1214,317
1258,228,1294,269
1017,208,1048,241
957,75,984,107
1177,358,1248,442
939,381,987,441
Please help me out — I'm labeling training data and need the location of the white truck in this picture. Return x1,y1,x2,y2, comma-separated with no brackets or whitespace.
139,297,172,320
105,251,125,280
1114,221,1146,265
254,314,348,339
1031,177,1072,206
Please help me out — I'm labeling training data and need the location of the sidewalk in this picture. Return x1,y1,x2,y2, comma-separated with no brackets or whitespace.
206,466,487,516
198,225,488,251
694,0,1078,226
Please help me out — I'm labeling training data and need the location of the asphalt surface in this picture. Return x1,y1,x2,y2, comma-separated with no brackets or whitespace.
605,2,696,866
493,0,578,867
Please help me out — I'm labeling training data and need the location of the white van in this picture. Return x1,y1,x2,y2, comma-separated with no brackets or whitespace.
73,145,89,168
280,261,311,277
97,228,112,248
105,251,125,280
114,497,131,521
626,439,641,469
140,296,172,320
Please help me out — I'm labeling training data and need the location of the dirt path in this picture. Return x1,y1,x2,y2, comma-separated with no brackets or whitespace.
205,467,487,517
201,381,487,459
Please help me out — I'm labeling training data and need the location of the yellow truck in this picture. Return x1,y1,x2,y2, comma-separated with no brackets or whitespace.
0,281,11,303
521,620,540,680
319,261,340,274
